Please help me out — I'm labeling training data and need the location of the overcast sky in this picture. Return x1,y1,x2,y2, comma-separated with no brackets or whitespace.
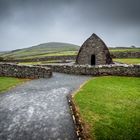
0,0,140,51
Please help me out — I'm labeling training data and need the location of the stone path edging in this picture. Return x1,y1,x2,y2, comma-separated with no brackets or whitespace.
67,95,86,140
67,79,92,140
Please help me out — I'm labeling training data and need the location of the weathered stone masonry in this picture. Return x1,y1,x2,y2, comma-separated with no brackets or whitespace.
111,51,140,58
76,33,112,65
2,55,76,63
0,63,52,78
42,64,140,77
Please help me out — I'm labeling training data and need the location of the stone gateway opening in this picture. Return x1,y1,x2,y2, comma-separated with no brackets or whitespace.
91,55,96,65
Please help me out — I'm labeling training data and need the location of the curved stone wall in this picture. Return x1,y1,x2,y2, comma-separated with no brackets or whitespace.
0,63,52,78
42,64,140,77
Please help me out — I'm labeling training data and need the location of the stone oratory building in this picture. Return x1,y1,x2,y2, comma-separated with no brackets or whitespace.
76,33,112,65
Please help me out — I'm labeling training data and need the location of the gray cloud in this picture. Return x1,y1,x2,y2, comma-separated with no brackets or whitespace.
0,0,140,51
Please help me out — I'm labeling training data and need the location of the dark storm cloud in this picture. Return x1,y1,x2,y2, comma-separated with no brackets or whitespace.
0,0,140,51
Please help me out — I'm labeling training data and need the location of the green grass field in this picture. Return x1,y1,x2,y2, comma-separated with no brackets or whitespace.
74,76,140,140
0,77,27,93
17,51,77,60
114,58,140,64
109,48,140,52
19,58,140,65
0,41,139,60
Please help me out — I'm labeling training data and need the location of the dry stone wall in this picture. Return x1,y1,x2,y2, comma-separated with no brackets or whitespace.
0,63,52,78
2,52,140,63
3,55,76,63
111,52,140,58
42,64,140,77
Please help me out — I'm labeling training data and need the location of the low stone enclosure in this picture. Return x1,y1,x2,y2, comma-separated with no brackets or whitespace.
1,52,140,63
1,51,140,63
2,55,76,63
41,64,140,77
111,51,140,58
0,62,139,78
0,62,139,79
0,63,52,79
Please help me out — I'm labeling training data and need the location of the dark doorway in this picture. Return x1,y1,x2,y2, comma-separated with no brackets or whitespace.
91,55,96,65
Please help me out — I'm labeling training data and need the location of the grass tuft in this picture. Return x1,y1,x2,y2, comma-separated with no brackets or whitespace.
0,77,27,93
113,58,140,64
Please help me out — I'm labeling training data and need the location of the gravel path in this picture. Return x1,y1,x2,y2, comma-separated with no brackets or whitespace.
0,73,89,140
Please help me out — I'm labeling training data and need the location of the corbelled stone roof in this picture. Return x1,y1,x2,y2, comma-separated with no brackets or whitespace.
76,33,113,65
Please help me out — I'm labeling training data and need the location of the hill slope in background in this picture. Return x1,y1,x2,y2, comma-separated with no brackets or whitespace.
0,42,80,59
0,42,139,60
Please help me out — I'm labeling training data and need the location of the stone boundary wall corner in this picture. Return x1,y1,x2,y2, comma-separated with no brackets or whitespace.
0,63,52,79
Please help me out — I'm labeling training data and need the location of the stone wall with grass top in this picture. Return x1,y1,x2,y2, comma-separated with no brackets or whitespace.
0,63,52,79
42,64,140,77
2,52,140,63
2,55,76,62
111,51,140,58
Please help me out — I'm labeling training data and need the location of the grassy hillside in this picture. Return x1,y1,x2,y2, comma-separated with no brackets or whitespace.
0,42,79,60
0,42,139,60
